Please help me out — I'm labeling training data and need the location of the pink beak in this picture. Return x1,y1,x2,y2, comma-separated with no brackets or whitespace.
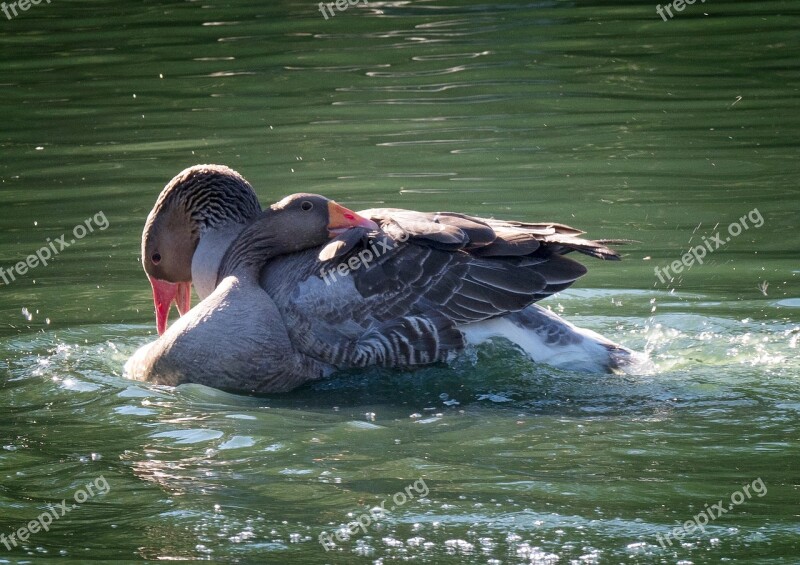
149,276,192,335
327,201,379,235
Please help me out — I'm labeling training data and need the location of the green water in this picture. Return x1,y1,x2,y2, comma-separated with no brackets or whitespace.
1,0,798,562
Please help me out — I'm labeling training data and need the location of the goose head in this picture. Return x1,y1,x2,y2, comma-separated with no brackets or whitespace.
215,192,380,281
142,165,377,335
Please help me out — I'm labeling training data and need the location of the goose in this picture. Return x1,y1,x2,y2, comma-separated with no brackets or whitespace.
125,164,636,393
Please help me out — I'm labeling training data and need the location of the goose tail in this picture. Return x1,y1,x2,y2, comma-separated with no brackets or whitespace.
460,304,643,374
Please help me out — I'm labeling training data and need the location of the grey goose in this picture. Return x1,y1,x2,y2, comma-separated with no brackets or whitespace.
125,164,636,393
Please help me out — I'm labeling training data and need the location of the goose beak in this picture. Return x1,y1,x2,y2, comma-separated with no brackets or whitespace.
149,276,192,335
327,202,379,236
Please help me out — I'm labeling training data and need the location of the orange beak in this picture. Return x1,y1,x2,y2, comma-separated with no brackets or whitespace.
326,201,378,237
149,276,192,335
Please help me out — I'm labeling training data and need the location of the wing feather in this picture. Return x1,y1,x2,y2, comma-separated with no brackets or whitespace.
262,205,622,369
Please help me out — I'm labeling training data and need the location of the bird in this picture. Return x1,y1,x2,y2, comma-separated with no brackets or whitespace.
125,164,637,393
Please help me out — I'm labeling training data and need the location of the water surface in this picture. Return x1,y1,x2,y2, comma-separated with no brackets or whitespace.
1,0,798,562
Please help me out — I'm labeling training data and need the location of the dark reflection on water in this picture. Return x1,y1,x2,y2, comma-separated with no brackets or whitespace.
0,0,798,562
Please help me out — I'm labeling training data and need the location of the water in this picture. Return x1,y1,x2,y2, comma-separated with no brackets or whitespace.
1,0,798,562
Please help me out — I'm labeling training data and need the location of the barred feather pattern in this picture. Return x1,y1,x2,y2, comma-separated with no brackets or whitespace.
151,165,262,235
282,306,463,369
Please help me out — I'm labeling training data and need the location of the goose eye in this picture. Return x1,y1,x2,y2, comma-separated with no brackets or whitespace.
301,201,313,211
151,252,161,265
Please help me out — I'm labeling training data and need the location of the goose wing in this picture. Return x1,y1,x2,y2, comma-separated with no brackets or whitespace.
263,207,620,369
